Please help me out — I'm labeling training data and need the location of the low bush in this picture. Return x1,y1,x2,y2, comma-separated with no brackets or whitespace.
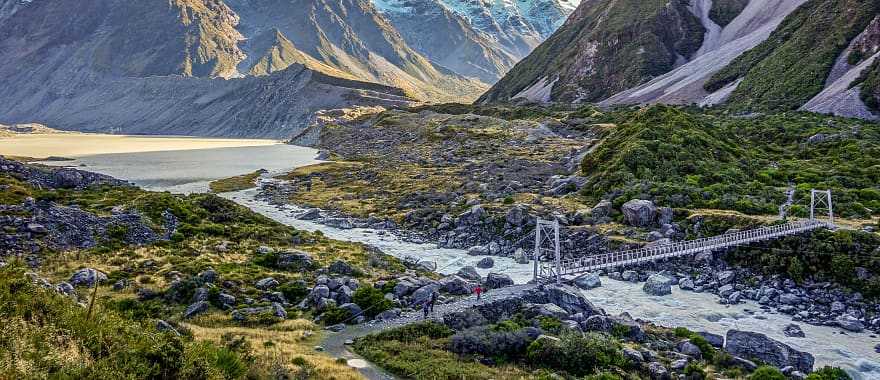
806,366,852,380
526,332,626,376
352,286,393,318
749,366,786,380
449,325,533,361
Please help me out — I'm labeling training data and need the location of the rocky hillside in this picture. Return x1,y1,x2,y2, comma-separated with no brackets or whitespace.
477,0,706,103
482,0,880,121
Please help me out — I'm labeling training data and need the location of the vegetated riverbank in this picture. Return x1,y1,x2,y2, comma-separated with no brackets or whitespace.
229,187,880,379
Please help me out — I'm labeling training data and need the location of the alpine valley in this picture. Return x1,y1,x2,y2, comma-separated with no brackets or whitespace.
2,1,880,380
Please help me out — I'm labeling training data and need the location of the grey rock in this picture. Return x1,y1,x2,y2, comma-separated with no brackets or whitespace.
198,269,217,284
621,199,657,227
522,303,568,319
476,257,494,269
676,340,702,359
573,272,601,289
648,362,670,380
69,268,107,287
26,223,48,234
679,278,694,291
411,283,442,305
621,270,639,282
310,285,330,301
219,293,236,306
718,284,735,298
512,248,530,264
836,314,865,332
670,359,688,370
255,277,279,290
339,303,362,318
456,266,482,282
183,301,209,319
623,348,644,364
112,279,127,291
192,287,210,303
717,270,735,285
376,308,402,321
467,245,489,256
591,200,613,219
643,274,672,296
325,324,346,332
156,320,180,335
272,302,288,319
484,273,513,290
724,330,814,372
329,260,354,275
697,331,724,348
277,252,315,270
783,323,805,338
439,275,474,295
581,315,614,332
298,208,321,220
55,282,76,297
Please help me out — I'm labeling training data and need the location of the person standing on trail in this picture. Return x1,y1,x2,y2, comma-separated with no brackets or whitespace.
474,285,482,300
429,291,438,312
422,301,430,320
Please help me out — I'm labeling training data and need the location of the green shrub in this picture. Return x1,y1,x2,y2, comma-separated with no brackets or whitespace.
526,332,626,376
805,366,852,380
749,366,787,380
352,286,393,318
321,306,352,325
449,325,533,361
684,363,707,380
278,281,309,305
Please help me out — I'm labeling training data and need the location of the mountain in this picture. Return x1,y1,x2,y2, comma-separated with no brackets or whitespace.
223,0,486,101
481,0,880,121
478,0,707,103
440,0,578,57
0,0,414,138
370,0,578,83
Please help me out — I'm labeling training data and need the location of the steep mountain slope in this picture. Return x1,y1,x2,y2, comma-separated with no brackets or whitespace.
600,0,809,106
371,0,519,83
478,0,706,104
0,0,414,138
440,0,577,57
705,0,880,112
224,0,486,101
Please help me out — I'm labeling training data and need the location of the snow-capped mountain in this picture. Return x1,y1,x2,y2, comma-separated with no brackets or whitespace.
437,0,577,57
372,0,579,73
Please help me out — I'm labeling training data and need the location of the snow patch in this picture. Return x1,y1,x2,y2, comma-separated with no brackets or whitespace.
512,76,556,102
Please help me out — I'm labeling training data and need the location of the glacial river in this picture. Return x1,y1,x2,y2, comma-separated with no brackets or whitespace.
2,134,877,378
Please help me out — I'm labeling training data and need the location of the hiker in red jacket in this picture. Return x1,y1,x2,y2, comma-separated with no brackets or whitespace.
474,285,482,300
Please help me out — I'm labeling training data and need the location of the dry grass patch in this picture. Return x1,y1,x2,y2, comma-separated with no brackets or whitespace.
183,319,364,380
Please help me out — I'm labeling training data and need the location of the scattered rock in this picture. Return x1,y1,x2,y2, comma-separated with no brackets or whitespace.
573,272,601,289
476,257,494,269
676,340,702,359
69,268,107,287
255,277,279,290
621,199,656,227
836,314,865,332
183,301,209,319
783,323,805,338
643,274,672,296
724,330,814,373
484,273,513,290
456,266,482,282
329,260,355,275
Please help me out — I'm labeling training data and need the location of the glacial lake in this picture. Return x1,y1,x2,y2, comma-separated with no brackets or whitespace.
0,133,319,193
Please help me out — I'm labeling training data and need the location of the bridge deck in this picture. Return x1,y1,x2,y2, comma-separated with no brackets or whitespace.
540,220,831,280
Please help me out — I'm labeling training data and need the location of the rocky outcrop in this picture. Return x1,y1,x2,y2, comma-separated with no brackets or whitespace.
724,330,814,373
643,274,672,296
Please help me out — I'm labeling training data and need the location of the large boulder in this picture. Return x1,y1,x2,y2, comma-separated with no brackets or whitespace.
484,273,513,290
783,324,805,338
457,266,482,282
476,257,494,269
512,248,530,264
724,330,814,373
573,272,602,289
835,315,865,332
328,260,355,275
255,277,279,290
522,303,569,319
183,301,209,319
439,275,474,295
410,283,441,305
643,274,672,296
591,200,613,219
525,284,604,316
277,251,315,270
505,205,529,226
621,199,657,227
69,268,107,287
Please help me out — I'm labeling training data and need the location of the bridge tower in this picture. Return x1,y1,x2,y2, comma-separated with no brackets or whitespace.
533,218,561,284
810,189,834,224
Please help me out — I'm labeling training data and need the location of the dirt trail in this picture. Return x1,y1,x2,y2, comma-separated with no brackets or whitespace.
320,284,537,380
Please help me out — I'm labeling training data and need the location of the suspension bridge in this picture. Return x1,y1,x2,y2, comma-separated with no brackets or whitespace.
533,189,836,284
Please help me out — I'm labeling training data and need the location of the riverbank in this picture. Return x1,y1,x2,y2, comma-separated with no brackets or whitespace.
226,186,880,379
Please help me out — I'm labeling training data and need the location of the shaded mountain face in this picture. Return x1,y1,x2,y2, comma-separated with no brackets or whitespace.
482,0,880,121
478,0,706,104
0,0,414,138
224,0,486,101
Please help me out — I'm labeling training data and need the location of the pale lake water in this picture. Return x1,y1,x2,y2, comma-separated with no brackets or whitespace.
1,134,877,378
0,134,318,193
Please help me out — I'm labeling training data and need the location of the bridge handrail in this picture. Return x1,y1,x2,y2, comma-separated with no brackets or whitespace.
551,220,828,274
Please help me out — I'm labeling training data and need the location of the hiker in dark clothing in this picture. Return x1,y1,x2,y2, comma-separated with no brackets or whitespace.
429,291,438,312
422,301,430,320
